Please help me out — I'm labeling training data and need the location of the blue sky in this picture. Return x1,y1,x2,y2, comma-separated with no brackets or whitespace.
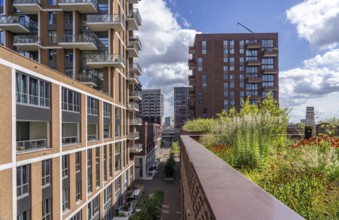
137,0,339,122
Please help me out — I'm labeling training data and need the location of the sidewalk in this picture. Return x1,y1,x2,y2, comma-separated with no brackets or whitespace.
135,148,181,220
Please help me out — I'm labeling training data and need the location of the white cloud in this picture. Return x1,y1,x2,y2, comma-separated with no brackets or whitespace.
286,0,339,49
137,0,197,118
282,0,339,122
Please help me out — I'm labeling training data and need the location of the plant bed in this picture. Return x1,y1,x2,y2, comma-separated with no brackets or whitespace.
183,96,339,219
129,190,164,220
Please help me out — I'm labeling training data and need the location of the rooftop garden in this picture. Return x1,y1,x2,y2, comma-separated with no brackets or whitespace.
183,95,339,219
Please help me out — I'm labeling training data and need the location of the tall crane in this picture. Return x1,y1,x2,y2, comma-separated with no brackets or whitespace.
237,22,254,33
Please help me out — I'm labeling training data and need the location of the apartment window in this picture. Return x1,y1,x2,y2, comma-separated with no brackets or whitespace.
239,66,244,71
239,57,244,64
263,91,275,98
198,58,202,71
88,195,100,220
230,65,234,71
95,147,100,187
262,40,274,51
76,152,81,172
103,146,107,181
240,48,244,54
17,165,29,198
115,143,121,171
202,74,207,87
87,97,99,115
65,68,74,78
262,58,274,69
42,198,51,220
115,108,121,137
17,210,30,220
262,75,275,87
240,91,245,97
70,211,82,220
224,100,229,111
104,186,112,205
64,12,73,25
115,179,121,195
202,108,207,118
246,49,258,57
224,49,228,54
42,160,51,187
202,40,206,54
239,40,244,47
48,12,56,25
104,102,111,117
62,88,80,112
198,92,203,104
223,40,228,47
62,187,70,212
76,181,81,202
48,0,57,5
109,145,113,177
223,57,228,63
64,49,73,63
230,48,234,54
87,149,92,193
48,31,57,44
62,155,69,178
246,83,258,96
48,49,56,62
16,72,50,107
230,57,234,64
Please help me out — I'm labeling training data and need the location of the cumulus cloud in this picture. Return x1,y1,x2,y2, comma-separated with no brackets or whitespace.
137,0,197,117
286,0,339,49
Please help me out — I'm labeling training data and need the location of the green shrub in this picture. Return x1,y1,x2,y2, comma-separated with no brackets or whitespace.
182,118,215,132
130,191,164,220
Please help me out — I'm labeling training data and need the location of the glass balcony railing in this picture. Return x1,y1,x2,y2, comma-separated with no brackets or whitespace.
128,132,139,139
130,118,142,125
87,134,98,141
0,16,37,31
130,144,142,153
129,63,142,74
127,102,139,110
87,14,124,24
13,35,41,44
16,139,48,152
86,53,124,64
62,136,79,145
127,8,142,25
128,36,142,50
13,0,41,4
59,0,97,7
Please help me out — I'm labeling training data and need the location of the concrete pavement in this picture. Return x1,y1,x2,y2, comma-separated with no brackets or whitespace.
135,148,181,220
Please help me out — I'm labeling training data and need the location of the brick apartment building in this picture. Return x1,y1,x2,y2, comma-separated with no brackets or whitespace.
174,87,191,129
188,33,279,118
134,121,161,180
0,0,142,219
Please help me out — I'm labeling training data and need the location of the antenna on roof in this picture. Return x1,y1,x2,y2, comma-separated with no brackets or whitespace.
237,22,254,33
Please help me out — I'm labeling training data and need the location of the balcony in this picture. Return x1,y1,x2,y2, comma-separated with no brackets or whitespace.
189,46,195,54
16,121,49,153
188,59,196,70
127,0,140,3
247,76,262,83
188,90,195,98
85,54,125,69
13,0,42,14
62,123,79,146
180,135,303,220
262,68,278,74
130,144,142,153
130,118,142,126
129,63,142,75
86,14,125,32
0,16,37,33
127,102,139,112
127,36,142,57
77,72,103,88
129,91,142,101
104,124,111,139
126,8,142,30
246,60,261,66
127,72,139,85
188,75,195,86
246,41,261,49
58,0,97,13
128,131,139,140
262,86,278,92
13,35,42,51
262,49,278,57
59,33,102,50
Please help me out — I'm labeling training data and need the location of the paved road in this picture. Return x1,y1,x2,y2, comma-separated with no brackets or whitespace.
135,148,181,220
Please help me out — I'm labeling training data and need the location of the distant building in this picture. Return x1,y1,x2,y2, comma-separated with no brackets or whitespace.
174,87,191,128
162,128,180,147
188,33,279,118
164,116,174,127
134,122,162,180
141,89,164,125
